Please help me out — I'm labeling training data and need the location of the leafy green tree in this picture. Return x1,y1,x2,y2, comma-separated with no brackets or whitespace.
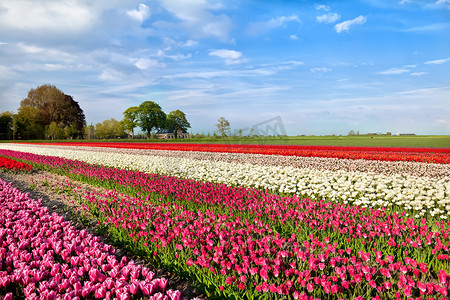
64,124,78,139
166,110,191,138
94,118,126,139
216,117,231,137
15,105,43,139
17,84,86,139
0,111,14,140
138,101,166,137
122,106,140,138
46,121,64,139
83,124,95,139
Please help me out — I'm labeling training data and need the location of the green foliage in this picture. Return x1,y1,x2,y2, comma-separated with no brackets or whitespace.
216,117,231,137
46,121,64,139
94,118,126,139
122,106,140,138
166,109,191,138
138,101,166,137
0,111,14,140
15,84,85,139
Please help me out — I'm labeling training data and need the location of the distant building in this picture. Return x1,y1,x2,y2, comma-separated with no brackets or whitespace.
396,133,415,136
155,129,189,139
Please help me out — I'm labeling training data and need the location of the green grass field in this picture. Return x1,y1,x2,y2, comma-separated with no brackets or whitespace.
2,135,450,148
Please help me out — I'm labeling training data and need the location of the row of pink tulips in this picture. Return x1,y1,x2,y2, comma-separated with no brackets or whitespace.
0,178,194,300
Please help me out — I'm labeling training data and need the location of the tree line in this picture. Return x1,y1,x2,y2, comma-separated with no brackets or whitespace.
0,84,190,140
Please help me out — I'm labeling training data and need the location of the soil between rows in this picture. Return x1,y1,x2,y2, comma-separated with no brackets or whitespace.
0,170,204,300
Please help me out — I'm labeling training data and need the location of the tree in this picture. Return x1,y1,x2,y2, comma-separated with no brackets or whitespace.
0,111,14,140
84,124,95,139
166,110,191,138
17,84,86,139
15,105,43,139
138,101,166,137
46,121,64,139
122,106,140,138
216,117,231,137
94,118,126,139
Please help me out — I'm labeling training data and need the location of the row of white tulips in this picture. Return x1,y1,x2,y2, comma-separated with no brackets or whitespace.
1,143,449,219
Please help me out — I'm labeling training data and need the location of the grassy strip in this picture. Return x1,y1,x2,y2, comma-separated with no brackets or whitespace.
2,135,450,148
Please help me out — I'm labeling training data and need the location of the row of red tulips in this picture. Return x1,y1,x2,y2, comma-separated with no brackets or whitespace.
0,178,192,300
0,156,32,172
18,142,450,164
2,149,450,299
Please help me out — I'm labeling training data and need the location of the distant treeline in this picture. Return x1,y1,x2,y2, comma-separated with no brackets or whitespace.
0,84,190,140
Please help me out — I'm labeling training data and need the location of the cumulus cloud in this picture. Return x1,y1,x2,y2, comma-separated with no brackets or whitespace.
126,4,151,23
209,49,246,65
316,13,341,23
335,15,367,33
424,57,450,64
0,0,95,34
289,35,299,40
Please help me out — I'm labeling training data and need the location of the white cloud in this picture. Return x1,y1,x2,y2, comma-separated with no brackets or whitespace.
267,15,301,27
43,64,65,71
133,58,162,70
410,72,428,76
378,67,410,75
157,0,233,40
316,4,330,11
311,67,332,73
248,15,301,35
99,69,124,81
0,0,95,34
316,13,341,23
335,15,367,33
209,49,246,65
126,4,151,23
289,35,299,40
400,0,410,4
404,22,450,32
435,0,450,8
424,57,450,64
181,40,198,47
0,42,7,46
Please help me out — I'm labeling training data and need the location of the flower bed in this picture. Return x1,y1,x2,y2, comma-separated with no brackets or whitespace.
0,178,190,300
18,142,450,164
34,144,450,178
1,142,449,299
0,145,448,219
4,155,449,299
0,156,32,173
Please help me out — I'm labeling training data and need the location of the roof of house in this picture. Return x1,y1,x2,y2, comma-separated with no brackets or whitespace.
156,129,188,134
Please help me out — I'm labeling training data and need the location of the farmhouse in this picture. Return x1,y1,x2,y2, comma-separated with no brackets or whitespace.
155,129,189,139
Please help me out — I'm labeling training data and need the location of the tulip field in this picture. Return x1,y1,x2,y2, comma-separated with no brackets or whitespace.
0,142,449,299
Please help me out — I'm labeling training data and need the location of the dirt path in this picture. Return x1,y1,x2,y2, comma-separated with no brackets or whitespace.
0,170,204,299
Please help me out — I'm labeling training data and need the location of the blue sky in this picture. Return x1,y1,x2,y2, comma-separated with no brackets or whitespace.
0,0,449,135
